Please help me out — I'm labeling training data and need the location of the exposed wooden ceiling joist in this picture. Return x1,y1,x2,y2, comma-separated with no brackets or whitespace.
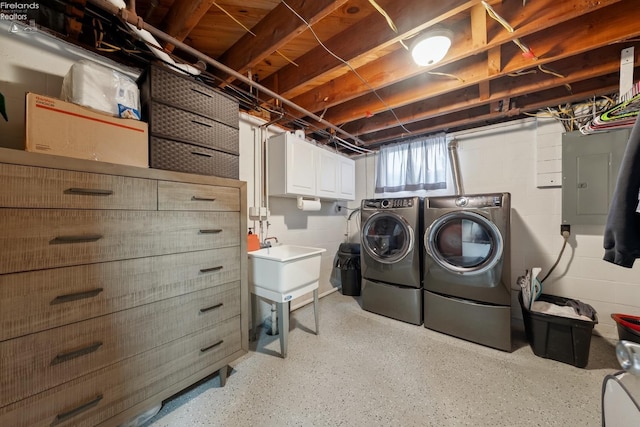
57,0,640,152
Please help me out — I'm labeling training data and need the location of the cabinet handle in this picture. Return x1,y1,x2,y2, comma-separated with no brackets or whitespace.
200,303,223,313
200,265,223,273
192,196,216,202
51,394,103,426
191,120,212,128
190,88,212,98
65,188,113,196
190,151,212,158
51,341,103,365
200,340,224,353
199,229,222,234
50,234,103,244
51,288,104,305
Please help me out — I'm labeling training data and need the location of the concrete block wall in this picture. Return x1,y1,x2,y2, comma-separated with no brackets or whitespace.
354,119,640,339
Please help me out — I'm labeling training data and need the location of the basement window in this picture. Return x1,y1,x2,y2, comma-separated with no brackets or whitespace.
375,133,451,196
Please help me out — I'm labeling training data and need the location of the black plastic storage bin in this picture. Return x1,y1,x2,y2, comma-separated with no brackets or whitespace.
336,243,361,296
519,292,598,368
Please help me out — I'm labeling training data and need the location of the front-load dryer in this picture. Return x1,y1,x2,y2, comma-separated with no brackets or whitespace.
422,193,511,351
360,197,422,325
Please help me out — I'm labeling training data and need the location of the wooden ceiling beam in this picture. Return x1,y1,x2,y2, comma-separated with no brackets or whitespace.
316,2,640,128
259,0,480,98
161,0,215,52
470,3,487,49
339,43,636,135
357,75,625,147
216,0,349,82
287,0,620,119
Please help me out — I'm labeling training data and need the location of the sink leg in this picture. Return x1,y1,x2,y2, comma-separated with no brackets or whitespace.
250,293,258,341
313,288,319,335
277,301,289,358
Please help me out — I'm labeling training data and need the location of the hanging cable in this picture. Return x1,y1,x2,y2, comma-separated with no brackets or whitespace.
281,0,412,135
540,230,570,284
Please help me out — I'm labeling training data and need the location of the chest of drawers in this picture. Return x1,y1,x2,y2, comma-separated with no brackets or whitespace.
0,148,248,427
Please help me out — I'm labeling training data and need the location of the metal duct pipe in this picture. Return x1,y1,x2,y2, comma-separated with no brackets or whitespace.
87,0,366,148
447,139,464,196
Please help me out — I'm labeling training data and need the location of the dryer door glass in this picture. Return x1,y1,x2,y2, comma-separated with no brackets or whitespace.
427,211,502,274
362,212,414,264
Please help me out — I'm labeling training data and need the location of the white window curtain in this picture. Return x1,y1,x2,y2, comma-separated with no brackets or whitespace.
375,133,448,194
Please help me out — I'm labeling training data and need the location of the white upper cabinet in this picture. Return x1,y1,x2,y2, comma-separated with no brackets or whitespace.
316,148,340,199
268,132,355,201
338,156,356,200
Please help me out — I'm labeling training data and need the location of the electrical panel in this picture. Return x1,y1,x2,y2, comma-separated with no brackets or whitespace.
561,128,631,226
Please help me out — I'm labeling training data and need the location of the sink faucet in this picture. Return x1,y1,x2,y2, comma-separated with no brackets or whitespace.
263,237,279,247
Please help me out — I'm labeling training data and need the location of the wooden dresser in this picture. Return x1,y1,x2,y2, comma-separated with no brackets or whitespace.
0,147,248,427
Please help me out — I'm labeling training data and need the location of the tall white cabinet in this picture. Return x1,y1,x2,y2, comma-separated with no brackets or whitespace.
268,132,355,201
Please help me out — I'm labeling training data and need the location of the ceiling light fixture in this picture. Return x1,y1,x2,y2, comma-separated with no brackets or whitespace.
410,29,453,66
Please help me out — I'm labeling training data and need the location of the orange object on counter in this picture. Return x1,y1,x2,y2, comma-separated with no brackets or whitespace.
247,231,260,252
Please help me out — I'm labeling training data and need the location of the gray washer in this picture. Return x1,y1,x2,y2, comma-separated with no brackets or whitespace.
423,193,512,351
360,197,422,325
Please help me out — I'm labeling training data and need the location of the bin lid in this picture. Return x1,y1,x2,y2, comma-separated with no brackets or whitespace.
339,243,360,254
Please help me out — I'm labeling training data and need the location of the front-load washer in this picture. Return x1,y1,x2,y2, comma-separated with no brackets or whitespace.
422,193,511,351
360,197,422,325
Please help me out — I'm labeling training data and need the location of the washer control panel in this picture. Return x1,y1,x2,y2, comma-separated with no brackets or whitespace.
428,194,505,209
363,198,415,209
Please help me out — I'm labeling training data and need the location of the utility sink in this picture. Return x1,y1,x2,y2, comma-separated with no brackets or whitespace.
248,244,326,358
248,245,326,297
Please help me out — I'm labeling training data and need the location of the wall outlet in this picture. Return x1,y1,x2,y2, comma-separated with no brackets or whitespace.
249,206,270,220
560,224,571,236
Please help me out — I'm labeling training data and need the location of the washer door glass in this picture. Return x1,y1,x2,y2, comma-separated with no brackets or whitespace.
426,211,502,274
362,212,414,264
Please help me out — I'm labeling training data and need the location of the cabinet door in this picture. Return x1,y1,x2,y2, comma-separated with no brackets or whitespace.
316,149,340,199
338,156,356,200
286,135,316,196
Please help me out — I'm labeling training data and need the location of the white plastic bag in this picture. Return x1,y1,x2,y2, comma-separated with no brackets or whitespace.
61,60,140,120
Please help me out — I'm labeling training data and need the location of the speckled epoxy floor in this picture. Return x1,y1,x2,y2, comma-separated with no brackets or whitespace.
142,291,620,427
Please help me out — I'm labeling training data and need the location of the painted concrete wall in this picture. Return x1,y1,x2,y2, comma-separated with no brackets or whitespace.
354,119,640,339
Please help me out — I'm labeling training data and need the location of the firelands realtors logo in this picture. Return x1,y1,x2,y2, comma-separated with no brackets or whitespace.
0,1,39,22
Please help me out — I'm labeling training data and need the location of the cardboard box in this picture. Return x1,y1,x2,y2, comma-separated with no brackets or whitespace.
25,93,148,168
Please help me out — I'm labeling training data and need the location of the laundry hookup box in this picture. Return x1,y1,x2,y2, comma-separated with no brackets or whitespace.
24,93,149,168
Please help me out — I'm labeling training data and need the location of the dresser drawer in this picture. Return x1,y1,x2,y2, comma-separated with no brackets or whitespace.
0,316,242,427
158,180,240,211
0,281,240,407
0,163,157,209
0,210,240,274
0,246,241,341
140,66,239,129
150,136,239,179
148,101,239,154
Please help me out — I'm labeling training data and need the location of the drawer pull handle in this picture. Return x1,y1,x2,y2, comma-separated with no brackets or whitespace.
200,265,224,273
50,234,103,244
191,120,212,128
51,394,103,426
199,229,222,234
51,288,104,305
190,151,212,158
51,341,103,365
65,188,113,196
190,88,212,98
200,303,223,313
200,340,224,353
192,196,217,202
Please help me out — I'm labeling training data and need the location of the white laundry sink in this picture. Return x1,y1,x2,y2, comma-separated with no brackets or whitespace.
248,245,326,295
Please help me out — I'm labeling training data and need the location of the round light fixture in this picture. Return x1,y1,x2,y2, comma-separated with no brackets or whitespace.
411,29,453,66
